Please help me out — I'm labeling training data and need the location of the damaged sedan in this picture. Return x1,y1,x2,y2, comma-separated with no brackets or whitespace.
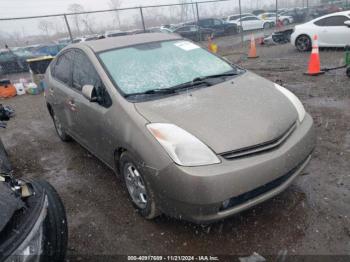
44,33,315,223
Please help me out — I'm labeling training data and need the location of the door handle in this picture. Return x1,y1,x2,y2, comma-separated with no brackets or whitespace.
67,99,77,111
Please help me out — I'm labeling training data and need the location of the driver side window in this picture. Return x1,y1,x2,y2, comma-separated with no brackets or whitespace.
73,50,112,108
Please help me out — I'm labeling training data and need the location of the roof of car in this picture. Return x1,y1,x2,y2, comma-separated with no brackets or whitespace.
78,33,182,53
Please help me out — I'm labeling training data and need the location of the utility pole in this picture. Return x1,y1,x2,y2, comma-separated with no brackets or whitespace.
64,14,73,42
239,0,243,47
275,0,278,29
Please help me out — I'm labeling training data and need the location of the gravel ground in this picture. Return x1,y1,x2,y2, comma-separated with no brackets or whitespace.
1,39,349,260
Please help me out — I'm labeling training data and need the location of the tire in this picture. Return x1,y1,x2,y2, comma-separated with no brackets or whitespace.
263,22,270,29
34,180,68,262
51,110,72,142
120,152,160,219
295,34,312,52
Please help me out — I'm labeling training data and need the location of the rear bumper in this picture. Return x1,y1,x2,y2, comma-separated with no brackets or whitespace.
147,114,315,223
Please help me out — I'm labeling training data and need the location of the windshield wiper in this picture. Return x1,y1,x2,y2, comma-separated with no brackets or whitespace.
124,72,239,98
192,72,239,82
125,80,209,98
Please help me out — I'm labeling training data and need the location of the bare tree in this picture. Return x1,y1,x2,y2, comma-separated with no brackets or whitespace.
109,0,122,29
68,3,84,35
38,20,53,37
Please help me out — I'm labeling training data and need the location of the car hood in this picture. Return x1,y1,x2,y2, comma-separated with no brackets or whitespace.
135,71,298,154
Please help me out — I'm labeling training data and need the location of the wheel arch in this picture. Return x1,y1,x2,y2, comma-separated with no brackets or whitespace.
114,147,127,174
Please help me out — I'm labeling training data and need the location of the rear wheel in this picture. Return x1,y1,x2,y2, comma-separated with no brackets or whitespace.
120,152,160,219
51,111,72,142
296,34,312,52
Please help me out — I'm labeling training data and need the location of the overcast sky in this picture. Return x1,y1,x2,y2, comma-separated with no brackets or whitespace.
0,0,211,18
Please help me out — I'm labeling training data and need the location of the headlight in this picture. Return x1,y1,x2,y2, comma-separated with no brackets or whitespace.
274,83,306,122
147,123,221,167
7,197,48,262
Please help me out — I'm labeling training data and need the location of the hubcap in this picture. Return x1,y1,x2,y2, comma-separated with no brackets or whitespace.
297,36,310,51
124,163,148,209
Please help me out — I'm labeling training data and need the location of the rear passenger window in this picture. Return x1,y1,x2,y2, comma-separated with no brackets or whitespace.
52,51,74,85
314,16,349,26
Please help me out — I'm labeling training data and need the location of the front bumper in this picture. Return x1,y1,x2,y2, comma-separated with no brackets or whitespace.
148,113,315,223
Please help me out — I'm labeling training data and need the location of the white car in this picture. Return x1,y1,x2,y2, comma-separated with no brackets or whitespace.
291,11,350,52
229,16,272,31
259,12,294,25
226,13,253,22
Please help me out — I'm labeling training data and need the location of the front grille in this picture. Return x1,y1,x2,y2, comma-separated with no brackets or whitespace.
219,155,309,211
221,122,297,160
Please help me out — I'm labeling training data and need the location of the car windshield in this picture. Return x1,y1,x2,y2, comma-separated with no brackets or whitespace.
99,40,236,95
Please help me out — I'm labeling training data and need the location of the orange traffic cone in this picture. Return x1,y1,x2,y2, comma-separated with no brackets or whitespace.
305,35,325,76
248,34,259,58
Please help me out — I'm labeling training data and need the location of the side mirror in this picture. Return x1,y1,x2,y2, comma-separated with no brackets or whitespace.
344,21,350,27
82,84,97,102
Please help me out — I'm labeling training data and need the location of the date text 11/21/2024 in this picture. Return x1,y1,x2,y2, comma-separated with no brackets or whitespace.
127,256,220,261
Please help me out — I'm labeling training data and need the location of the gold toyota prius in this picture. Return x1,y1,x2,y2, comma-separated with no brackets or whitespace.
45,33,315,223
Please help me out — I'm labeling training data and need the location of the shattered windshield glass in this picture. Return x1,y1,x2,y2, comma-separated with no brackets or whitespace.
98,40,235,95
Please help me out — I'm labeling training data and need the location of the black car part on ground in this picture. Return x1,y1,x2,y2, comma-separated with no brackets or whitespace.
0,178,46,260
0,177,68,262
271,29,294,44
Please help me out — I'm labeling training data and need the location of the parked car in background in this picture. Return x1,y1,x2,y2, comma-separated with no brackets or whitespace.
0,49,33,75
188,18,239,36
291,11,350,51
45,33,315,223
33,44,66,57
310,4,343,18
259,12,294,25
228,15,272,31
280,8,308,23
105,30,129,38
57,37,71,45
169,25,214,41
257,13,277,27
226,13,254,22
252,10,266,16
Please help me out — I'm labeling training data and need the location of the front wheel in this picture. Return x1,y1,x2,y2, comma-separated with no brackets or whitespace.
263,22,270,29
120,152,160,219
295,35,312,52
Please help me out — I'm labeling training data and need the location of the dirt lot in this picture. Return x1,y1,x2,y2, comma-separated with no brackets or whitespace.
1,39,349,259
